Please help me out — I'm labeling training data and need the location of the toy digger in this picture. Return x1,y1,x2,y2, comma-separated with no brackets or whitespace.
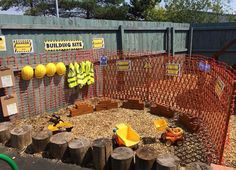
154,119,184,146
48,114,73,134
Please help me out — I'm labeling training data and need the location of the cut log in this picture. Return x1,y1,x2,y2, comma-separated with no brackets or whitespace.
68,137,91,166
49,132,73,159
10,125,32,150
156,153,180,170
0,122,11,144
135,146,157,170
32,130,52,153
92,138,113,170
111,147,134,170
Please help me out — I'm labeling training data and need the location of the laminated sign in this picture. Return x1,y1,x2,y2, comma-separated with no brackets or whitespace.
215,77,225,97
116,60,131,71
92,38,105,49
0,93,18,117
166,63,181,76
13,39,34,54
0,36,6,51
44,40,84,51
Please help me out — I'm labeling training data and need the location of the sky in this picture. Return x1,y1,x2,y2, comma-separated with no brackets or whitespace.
0,0,236,15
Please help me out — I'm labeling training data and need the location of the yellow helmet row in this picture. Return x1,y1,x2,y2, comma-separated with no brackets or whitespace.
21,62,66,80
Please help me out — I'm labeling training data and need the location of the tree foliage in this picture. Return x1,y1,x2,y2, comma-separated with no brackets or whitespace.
0,0,234,23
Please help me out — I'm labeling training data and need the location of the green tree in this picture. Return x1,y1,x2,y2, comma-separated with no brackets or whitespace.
128,0,162,20
164,0,231,23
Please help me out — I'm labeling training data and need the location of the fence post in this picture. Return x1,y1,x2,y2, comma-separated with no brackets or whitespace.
171,27,175,56
188,27,193,57
167,27,171,57
119,25,124,54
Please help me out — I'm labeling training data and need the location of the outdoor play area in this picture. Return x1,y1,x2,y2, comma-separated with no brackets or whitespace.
0,15,235,170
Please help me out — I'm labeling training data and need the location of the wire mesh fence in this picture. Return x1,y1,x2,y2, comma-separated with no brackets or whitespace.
0,49,235,165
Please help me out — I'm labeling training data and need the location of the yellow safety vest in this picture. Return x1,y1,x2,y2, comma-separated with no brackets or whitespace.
74,62,84,88
80,61,87,86
87,61,95,85
67,63,77,88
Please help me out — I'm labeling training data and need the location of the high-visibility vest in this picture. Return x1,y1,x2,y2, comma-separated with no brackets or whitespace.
67,63,77,88
74,62,84,88
80,61,87,86
87,61,95,85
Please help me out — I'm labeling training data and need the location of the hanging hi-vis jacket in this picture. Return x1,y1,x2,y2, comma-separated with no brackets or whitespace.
87,61,95,85
67,63,77,88
74,62,84,88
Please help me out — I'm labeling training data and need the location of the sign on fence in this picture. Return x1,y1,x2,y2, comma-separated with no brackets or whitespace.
116,60,131,71
13,39,34,54
215,77,225,97
166,63,181,76
100,56,108,66
92,38,104,49
0,36,6,51
199,61,210,72
44,40,84,51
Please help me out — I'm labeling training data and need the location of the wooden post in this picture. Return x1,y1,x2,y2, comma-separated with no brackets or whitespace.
135,146,157,170
111,147,134,170
92,138,113,170
156,153,180,170
68,137,91,166
10,125,32,150
171,27,175,56
49,132,73,159
32,130,52,153
0,122,11,144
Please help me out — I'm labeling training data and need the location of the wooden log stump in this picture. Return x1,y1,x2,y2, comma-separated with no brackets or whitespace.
49,132,73,159
32,130,52,153
92,138,113,170
0,122,11,144
68,137,91,166
10,125,32,150
135,146,157,170
156,153,180,170
111,147,134,170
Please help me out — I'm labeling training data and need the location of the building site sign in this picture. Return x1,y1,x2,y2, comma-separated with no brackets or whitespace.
0,36,6,51
92,38,105,49
215,77,225,97
166,63,181,76
13,39,34,54
44,40,84,51
116,60,131,71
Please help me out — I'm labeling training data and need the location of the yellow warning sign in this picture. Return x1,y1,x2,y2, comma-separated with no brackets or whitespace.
166,63,181,76
117,60,131,71
44,40,84,51
92,38,104,49
215,77,225,97
13,39,34,54
0,36,6,51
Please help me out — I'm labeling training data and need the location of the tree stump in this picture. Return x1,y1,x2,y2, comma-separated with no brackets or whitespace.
92,138,113,170
10,125,32,150
68,137,91,166
111,147,134,170
156,153,180,170
0,122,11,144
49,132,73,159
32,130,52,153
135,146,158,170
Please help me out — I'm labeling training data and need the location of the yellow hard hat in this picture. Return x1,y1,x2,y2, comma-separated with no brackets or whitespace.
35,64,46,79
21,66,34,80
56,62,66,76
46,63,56,77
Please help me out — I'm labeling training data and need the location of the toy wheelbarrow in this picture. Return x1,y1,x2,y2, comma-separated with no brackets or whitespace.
112,123,140,148
48,114,73,134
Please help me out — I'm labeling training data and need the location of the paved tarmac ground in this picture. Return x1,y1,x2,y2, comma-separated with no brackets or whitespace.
0,145,91,170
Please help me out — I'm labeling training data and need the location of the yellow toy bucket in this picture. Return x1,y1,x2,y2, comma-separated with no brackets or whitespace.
154,119,168,131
